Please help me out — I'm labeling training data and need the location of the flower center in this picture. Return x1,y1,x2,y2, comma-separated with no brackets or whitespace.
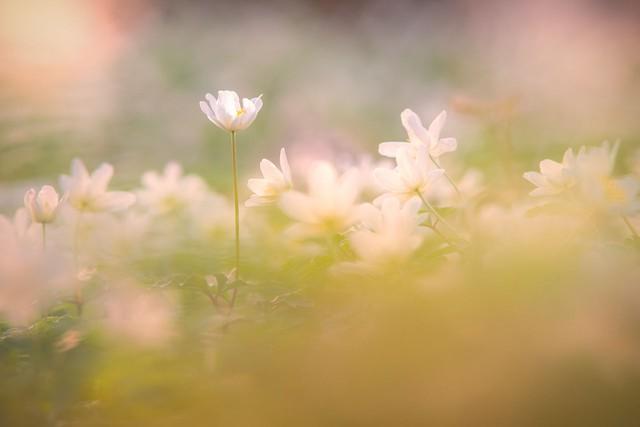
236,108,246,117
600,177,627,203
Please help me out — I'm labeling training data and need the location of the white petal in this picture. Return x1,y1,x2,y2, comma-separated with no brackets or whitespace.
97,192,136,211
378,141,409,158
91,163,114,193
373,168,405,193
259,159,284,183
428,110,447,142
247,178,272,195
71,158,89,181
431,137,457,157
401,109,430,145
279,148,292,186
539,159,563,180
280,191,315,223
523,171,547,188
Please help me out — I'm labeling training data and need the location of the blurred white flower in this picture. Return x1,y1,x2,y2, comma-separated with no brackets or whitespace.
525,141,639,214
246,148,293,207
91,212,150,258
190,192,235,239
0,215,72,326
279,162,361,238
200,90,263,132
23,185,61,224
60,159,135,213
7,208,39,244
574,142,639,214
379,109,457,159
137,162,208,215
349,197,428,267
523,148,577,196
431,169,484,208
100,285,176,347
374,146,444,203
587,175,640,215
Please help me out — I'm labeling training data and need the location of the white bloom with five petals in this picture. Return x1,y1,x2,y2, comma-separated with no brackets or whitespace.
60,159,135,213
379,109,457,159
200,90,263,132
246,148,293,207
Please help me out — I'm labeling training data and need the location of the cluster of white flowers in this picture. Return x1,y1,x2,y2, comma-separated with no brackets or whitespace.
1,89,639,334
524,141,640,215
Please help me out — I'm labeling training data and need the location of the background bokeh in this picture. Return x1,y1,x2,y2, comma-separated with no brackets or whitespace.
2,0,639,210
2,1,640,426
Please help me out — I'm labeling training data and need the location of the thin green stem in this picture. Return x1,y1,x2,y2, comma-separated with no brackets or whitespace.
429,153,460,196
230,131,240,308
415,191,458,236
622,215,639,239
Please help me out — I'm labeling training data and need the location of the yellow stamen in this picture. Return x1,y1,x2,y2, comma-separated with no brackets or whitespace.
600,177,627,203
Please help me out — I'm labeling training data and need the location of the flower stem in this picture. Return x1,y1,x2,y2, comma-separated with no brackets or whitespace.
416,192,454,232
230,131,240,308
41,223,46,251
622,215,639,239
429,153,460,196
415,191,466,245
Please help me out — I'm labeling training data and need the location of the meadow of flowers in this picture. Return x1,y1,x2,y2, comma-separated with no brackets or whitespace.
2,1,640,426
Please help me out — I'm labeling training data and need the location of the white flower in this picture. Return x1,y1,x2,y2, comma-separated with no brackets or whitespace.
137,162,208,215
379,109,457,159
524,141,638,214
246,148,293,207
573,142,639,214
23,185,61,224
60,159,135,213
0,214,72,326
374,146,444,203
200,90,263,132
279,162,361,238
349,197,428,266
101,285,175,346
190,192,235,239
523,148,577,196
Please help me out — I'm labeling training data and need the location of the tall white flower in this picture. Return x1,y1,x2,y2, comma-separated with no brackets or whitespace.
374,146,444,203
523,148,577,196
24,185,61,224
349,197,428,266
279,162,361,238
379,109,457,159
60,159,135,213
246,148,293,207
200,90,263,132
137,162,208,215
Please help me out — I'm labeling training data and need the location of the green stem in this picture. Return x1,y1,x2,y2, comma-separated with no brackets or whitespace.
416,191,457,235
429,153,460,196
230,131,240,308
622,215,639,239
